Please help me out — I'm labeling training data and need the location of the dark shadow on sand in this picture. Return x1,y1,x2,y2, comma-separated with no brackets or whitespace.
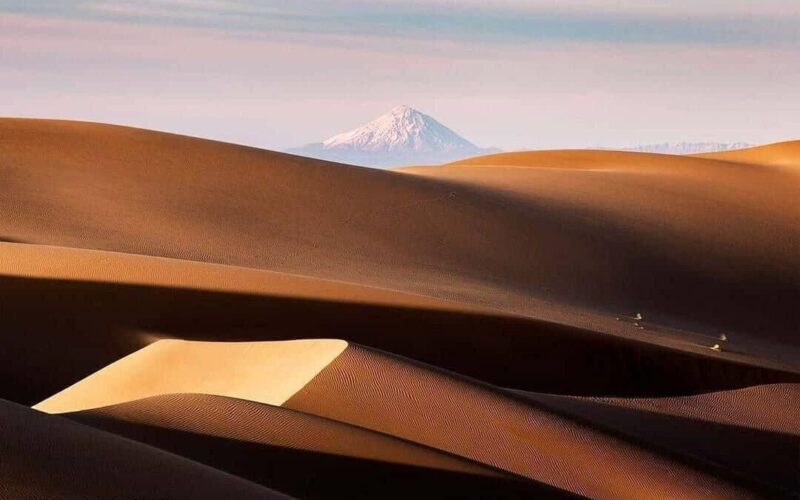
2,275,798,405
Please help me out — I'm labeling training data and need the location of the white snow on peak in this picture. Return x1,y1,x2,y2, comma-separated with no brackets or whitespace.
321,105,478,154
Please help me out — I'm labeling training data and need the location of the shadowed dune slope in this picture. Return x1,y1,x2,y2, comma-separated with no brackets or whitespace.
67,394,560,499
0,399,287,500
3,243,797,406
407,148,800,345
522,384,800,497
1,119,798,350
284,344,758,499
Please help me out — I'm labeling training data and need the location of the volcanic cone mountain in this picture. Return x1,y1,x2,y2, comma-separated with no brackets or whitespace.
288,105,498,168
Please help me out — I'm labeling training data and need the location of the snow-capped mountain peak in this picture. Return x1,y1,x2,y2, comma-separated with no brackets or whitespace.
290,105,497,168
322,105,477,153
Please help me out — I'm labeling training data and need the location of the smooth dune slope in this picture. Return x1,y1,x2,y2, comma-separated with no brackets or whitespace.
407,148,800,346
0,398,286,500
284,344,758,499
66,394,555,499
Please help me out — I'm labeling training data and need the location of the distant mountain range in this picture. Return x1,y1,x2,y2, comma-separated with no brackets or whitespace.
619,142,753,155
288,105,499,168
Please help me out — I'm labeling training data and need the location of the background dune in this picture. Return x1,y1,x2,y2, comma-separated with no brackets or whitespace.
1,119,797,350
698,140,800,169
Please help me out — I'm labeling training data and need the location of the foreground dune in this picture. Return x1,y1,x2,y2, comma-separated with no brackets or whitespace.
0,398,286,499
1,118,798,499
284,343,762,499
33,339,777,499
66,394,547,499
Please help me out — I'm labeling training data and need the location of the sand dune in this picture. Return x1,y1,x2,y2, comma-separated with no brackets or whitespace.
0,398,286,499
66,394,550,499
699,140,800,169
523,384,800,496
1,118,798,499
408,149,800,345
285,344,758,499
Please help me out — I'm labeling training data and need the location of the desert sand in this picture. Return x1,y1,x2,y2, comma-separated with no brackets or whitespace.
1,118,798,499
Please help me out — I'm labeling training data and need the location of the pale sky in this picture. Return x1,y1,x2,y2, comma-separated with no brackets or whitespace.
2,0,800,150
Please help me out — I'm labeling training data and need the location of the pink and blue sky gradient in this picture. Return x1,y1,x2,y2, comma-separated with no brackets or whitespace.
3,0,799,150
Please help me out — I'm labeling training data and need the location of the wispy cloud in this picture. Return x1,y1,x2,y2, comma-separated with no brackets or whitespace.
3,0,799,47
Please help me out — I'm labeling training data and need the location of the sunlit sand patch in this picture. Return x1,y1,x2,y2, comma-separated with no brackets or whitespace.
35,339,349,414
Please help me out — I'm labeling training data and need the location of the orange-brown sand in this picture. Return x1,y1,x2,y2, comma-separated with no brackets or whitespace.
65,394,549,499
522,383,800,495
1,118,798,499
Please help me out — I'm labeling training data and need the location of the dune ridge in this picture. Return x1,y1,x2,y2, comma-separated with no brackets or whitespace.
35,339,348,414
285,344,761,499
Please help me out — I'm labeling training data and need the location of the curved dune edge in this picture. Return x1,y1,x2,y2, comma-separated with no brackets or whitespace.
441,146,794,170
283,344,754,499
0,398,286,500
440,141,800,171
0,242,489,316
67,393,501,476
35,339,348,414
568,383,800,435
62,394,563,499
